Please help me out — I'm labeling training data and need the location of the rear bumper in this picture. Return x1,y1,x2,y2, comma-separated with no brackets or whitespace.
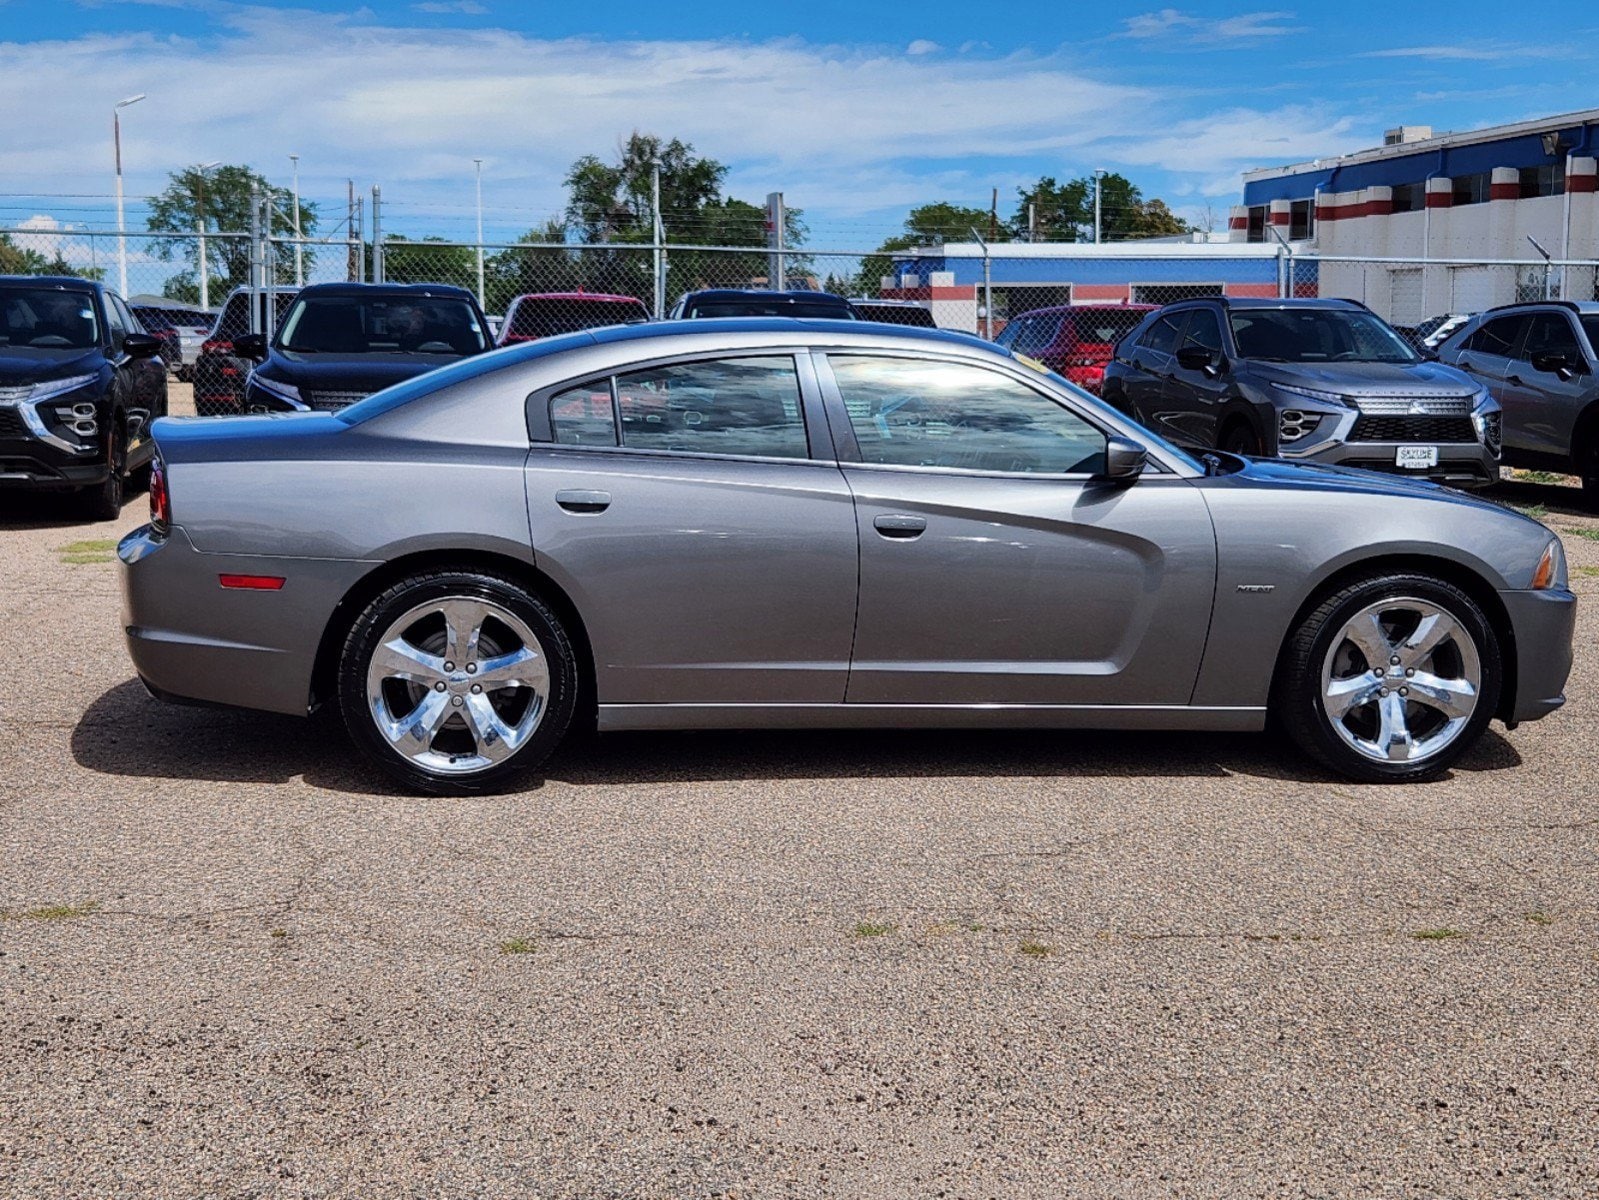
1499,586,1577,725
119,523,372,716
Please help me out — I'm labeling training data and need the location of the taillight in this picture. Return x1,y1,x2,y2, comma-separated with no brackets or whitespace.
202,338,233,355
149,458,170,535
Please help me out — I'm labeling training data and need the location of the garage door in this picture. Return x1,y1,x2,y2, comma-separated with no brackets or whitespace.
1388,269,1424,326
1449,266,1501,314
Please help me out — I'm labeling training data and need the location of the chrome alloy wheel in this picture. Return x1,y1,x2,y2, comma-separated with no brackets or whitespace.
365,596,551,776
1319,596,1482,764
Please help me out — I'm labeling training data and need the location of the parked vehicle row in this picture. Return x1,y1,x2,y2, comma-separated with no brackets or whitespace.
121,317,1575,795
0,276,167,518
130,304,213,382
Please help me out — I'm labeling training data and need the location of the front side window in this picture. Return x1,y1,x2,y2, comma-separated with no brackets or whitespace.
1519,313,1582,362
829,355,1108,475
103,294,128,344
1180,308,1224,355
1228,308,1418,364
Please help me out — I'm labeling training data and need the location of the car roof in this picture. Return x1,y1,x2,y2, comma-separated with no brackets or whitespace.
509,292,646,304
1011,303,1158,316
682,289,852,303
1480,299,1599,316
581,316,986,350
1200,296,1366,311
0,275,99,291
294,282,477,301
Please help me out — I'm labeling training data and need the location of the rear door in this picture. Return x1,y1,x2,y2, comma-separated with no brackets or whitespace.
819,351,1216,707
524,350,861,706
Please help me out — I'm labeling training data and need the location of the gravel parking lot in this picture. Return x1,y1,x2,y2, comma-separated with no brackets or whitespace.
3,384,1598,1197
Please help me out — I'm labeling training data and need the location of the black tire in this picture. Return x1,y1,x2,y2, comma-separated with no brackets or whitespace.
1219,419,1262,457
337,569,579,795
79,421,127,522
1275,573,1502,783
1577,435,1599,510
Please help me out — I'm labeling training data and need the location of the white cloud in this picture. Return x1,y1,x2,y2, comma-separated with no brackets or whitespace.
1123,8,1301,41
412,1,489,12
1362,44,1527,60
906,39,940,56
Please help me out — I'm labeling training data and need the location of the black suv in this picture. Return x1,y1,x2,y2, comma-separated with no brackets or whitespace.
191,287,299,416
0,276,166,518
238,283,492,412
669,289,859,320
1434,301,1599,502
1102,297,1501,487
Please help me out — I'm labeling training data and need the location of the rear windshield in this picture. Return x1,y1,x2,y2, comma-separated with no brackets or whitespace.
278,294,488,355
1228,307,1419,364
689,298,856,320
0,287,100,350
504,298,647,340
1064,312,1141,343
856,305,936,328
215,292,298,339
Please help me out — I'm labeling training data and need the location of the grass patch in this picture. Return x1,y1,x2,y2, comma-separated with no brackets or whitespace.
57,539,116,565
499,937,536,955
1512,469,1566,485
1526,912,1554,926
3,899,101,921
1412,927,1463,941
1560,526,1599,542
1575,566,1599,578
1019,938,1053,958
852,921,896,939
1511,504,1549,520
270,928,288,939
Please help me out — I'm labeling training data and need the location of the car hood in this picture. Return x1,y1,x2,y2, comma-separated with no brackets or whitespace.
0,348,104,386
1247,359,1480,398
261,350,474,392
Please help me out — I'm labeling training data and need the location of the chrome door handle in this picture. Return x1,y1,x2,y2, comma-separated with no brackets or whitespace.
555,489,611,513
873,514,926,539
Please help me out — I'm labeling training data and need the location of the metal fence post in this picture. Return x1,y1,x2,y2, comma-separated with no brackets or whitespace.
652,161,665,318
371,185,384,284
248,182,262,334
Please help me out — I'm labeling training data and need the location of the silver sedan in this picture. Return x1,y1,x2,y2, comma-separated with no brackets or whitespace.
119,319,1576,794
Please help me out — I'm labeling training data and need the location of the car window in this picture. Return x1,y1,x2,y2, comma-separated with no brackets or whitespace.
829,354,1108,475
993,316,1024,349
549,381,619,446
1008,314,1055,356
1138,313,1185,355
112,295,139,339
103,294,128,344
1464,315,1526,357
1519,312,1582,362
1582,316,1599,356
610,356,809,458
1065,310,1138,346
1228,308,1417,363
0,287,101,351
1180,307,1224,355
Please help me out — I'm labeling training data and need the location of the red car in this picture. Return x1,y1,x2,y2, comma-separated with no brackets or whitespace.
496,293,649,346
994,303,1157,394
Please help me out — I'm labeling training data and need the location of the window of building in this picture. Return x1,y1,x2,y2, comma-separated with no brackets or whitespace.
1452,172,1491,206
1289,199,1314,241
1391,182,1425,213
1519,163,1565,198
1246,206,1267,243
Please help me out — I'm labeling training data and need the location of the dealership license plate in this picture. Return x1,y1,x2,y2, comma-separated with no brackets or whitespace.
1395,445,1439,469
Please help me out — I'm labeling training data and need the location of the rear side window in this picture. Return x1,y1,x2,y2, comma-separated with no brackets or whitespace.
549,381,618,446
1138,313,1186,355
1465,315,1527,357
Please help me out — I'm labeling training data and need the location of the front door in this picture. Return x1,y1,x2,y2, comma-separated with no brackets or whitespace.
819,351,1217,707
1162,305,1230,447
525,352,860,705
1500,311,1592,460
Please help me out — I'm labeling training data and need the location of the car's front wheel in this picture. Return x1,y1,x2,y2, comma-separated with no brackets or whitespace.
337,570,579,795
1276,573,1501,783
79,420,127,521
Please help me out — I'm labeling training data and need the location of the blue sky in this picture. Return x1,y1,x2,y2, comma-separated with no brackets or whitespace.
1,0,1594,246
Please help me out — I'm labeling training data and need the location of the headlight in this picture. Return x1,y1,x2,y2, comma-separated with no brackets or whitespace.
1274,383,1347,405
1531,538,1567,591
247,373,302,406
1470,392,1502,456
0,373,100,406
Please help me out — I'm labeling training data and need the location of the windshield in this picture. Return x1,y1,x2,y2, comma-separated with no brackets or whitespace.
0,287,100,352
278,294,487,355
690,299,856,319
504,298,647,340
1228,308,1420,364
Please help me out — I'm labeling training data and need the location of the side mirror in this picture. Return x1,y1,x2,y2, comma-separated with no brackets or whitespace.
1099,436,1148,483
121,332,163,359
233,332,268,360
1175,346,1225,377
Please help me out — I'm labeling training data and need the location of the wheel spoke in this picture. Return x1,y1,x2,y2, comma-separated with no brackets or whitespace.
1375,690,1416,761
475,645,548,692
1343,611,1395,670
439,599,486,666
378,689,453,760
1405,671,1477,720
1325,673,1381,720
1398,610,1456,667
460,692,519,763
370,637,445,685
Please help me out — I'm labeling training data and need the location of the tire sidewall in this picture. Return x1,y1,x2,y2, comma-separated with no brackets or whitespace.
338,571,578,795
1286,575,1502,782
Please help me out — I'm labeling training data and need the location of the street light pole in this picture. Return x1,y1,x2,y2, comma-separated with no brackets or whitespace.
290,153,303,286
473,158,485,310
1093,168,1106,245
194,161,220,311
113,93,146,297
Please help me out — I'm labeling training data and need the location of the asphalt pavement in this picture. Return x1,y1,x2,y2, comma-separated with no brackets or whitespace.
2,386,1596,1198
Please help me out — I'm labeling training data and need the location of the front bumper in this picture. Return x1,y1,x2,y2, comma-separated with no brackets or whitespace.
1284,438,1498,487
119,523,372,716
0,435,106,490
1499,586,1577,725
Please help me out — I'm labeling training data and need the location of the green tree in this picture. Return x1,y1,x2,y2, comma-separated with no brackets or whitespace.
376,235,476,289
1012,173,1191,242
145,165,320,297
0,234,47,274
855,201,994,294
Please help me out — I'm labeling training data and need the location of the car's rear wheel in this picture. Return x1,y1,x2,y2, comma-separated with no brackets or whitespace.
337,570,578,795
1276,573,1501,783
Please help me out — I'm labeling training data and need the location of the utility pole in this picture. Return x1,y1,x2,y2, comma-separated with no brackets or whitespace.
473,158,485,310
112,93,145,297
988,187,999,242
193,161,219,310
651,159,664,317
347,179,358,282
1094,168,1106,244
371,185,383,283
290,154,303,286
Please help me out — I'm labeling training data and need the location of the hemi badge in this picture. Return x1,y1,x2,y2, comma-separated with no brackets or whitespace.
219,574,286,591
1236,584,1275,593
